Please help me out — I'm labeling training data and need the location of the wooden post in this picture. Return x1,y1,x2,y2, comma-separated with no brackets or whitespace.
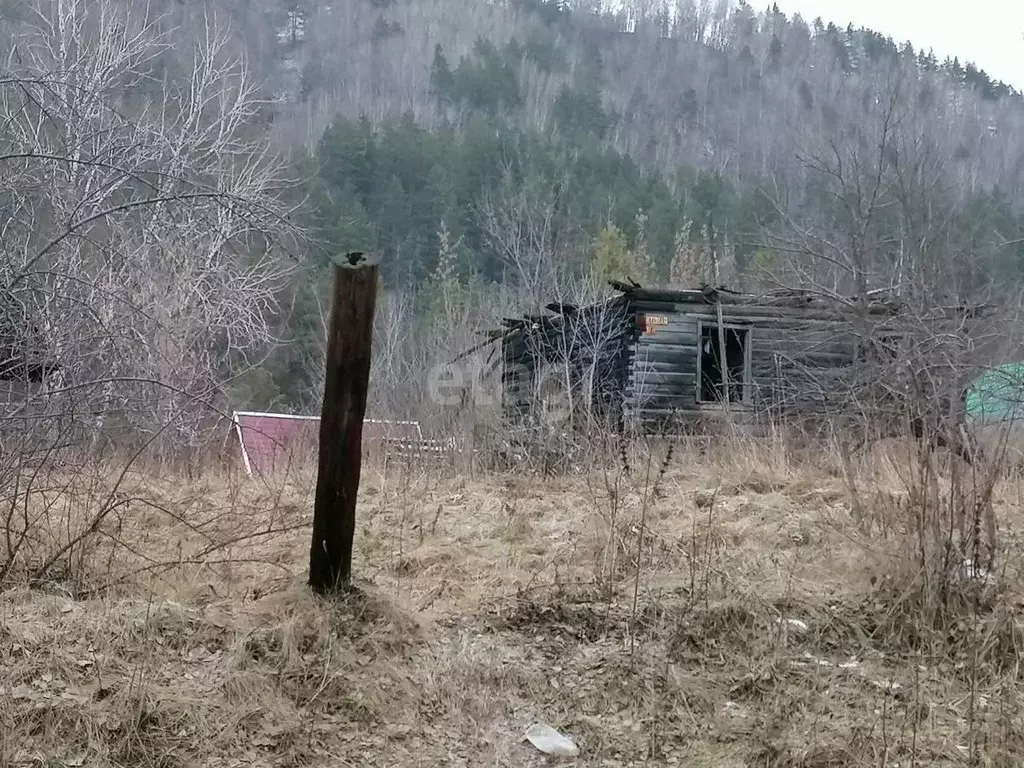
309,251,379,593
709,212,730,406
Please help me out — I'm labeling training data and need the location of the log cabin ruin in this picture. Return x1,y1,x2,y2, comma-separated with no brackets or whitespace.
486,282,995,439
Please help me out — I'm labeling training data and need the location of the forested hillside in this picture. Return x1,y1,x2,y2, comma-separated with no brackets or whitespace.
282,0,1024,280
234,0,1024,412
3,0,1024,418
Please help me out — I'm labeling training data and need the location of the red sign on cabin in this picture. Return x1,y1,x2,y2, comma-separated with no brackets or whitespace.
638,314,669,335
232,411,423,477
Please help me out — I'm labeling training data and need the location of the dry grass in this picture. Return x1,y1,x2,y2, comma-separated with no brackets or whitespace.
3,441,1024,767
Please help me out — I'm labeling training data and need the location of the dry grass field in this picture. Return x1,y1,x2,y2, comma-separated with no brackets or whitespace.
3,438,1024,767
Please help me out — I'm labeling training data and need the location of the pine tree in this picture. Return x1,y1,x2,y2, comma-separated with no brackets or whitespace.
749,248,784,290
313,181,374,266
631,209,655,284
591,225,632,283
767,35,783,72
669,218,700,286
430,44,454,103
426,219,463,324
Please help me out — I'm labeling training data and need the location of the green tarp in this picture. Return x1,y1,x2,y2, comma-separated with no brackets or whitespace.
966,363,1024,422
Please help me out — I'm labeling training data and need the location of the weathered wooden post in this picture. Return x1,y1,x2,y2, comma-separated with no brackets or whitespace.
309,251,379,593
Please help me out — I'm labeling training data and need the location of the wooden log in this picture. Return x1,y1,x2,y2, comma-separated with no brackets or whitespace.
633,348,701,366
309,251,379,593
635,330,700,346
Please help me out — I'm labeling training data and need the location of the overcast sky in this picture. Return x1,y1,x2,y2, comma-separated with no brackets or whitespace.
776,0,1024,89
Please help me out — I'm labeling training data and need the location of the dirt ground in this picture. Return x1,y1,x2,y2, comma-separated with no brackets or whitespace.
3,442,1024,766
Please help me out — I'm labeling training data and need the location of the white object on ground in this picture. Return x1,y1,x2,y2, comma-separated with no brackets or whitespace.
961,559,993,585
775,617,809,633
525,723,579,757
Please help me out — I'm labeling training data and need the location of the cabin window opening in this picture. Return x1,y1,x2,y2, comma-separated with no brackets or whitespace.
698,324,750,404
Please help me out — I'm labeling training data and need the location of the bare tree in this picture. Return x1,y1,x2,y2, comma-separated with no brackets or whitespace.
757,70,1020,581
478,164,579,310
0,0,299,584
0,0,297,449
